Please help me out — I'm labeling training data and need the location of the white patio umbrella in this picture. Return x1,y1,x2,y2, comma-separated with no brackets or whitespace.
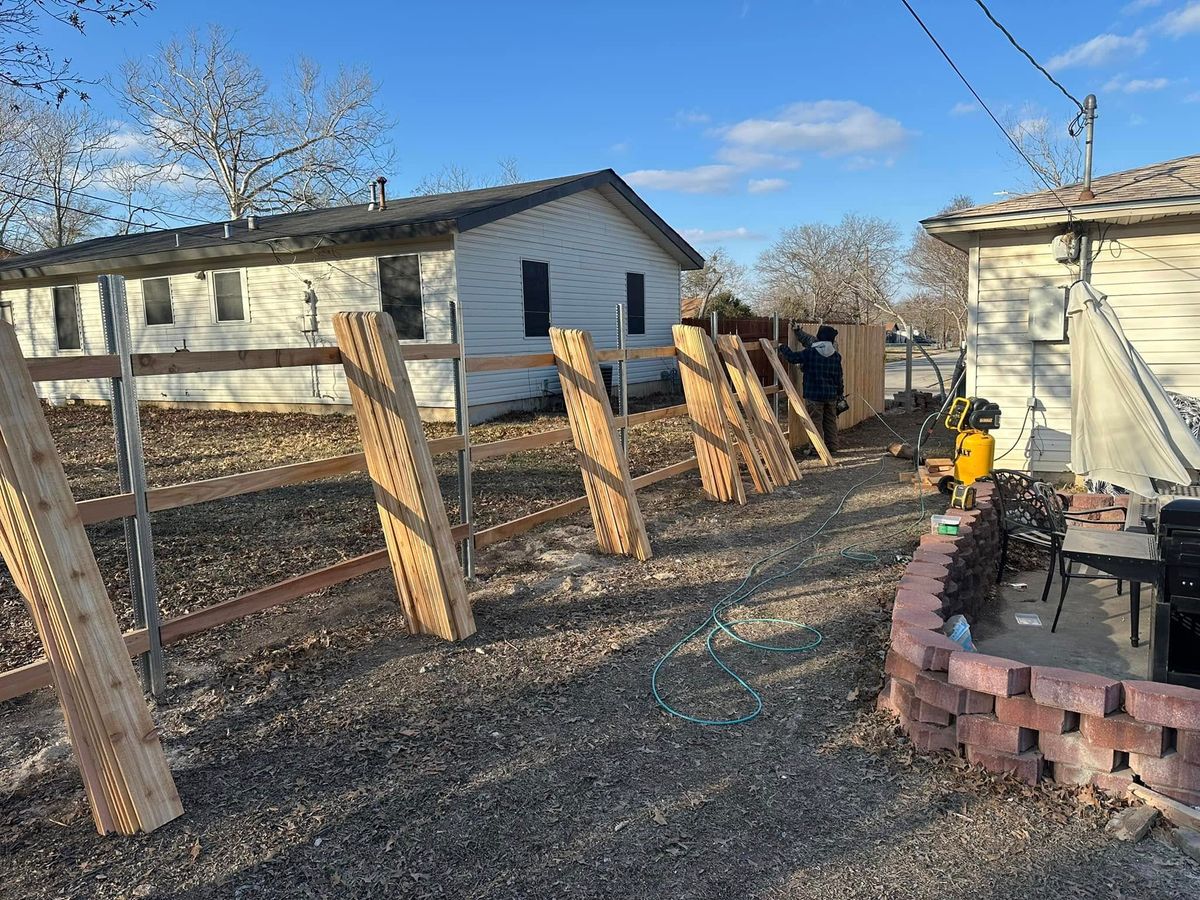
1067,281,1200,496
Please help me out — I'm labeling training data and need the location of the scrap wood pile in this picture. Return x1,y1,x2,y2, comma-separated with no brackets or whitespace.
899,456,954,488
0,324,181,835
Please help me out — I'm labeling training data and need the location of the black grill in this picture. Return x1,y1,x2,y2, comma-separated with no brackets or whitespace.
1153,498,1200,687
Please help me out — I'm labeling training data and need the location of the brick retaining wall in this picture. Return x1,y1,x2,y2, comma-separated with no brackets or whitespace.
879,482,1200,803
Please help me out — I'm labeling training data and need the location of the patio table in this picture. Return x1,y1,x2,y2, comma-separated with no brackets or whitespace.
1060,528,1160,648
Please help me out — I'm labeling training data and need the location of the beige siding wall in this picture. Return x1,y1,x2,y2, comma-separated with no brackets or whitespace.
5,247,458,409
970,215,1200,474
454,188,682,407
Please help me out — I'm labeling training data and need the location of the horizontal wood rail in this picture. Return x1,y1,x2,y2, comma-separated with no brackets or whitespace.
0,454,700,702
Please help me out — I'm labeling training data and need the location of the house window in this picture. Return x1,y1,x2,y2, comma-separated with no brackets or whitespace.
522,260,550,338
212,270,247,322
626,273,645,335
52,285,81,350
142,277,173,326
378,255,424,340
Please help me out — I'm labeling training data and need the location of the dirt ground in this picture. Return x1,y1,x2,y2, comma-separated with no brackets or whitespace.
2,406,1200,899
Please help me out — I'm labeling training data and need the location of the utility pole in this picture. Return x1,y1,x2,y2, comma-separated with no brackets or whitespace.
1078,94,1098,283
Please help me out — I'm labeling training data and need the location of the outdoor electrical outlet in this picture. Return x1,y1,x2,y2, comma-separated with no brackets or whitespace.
1027,397,1038,410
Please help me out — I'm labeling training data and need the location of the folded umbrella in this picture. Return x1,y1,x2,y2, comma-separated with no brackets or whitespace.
1067,281,1200,496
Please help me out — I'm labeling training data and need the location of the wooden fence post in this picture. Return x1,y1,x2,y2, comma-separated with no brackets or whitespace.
716,334,801,486
550,327,652,560
0,322,181,836
333,312,475,641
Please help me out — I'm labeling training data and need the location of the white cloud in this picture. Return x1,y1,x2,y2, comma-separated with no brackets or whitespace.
1104,74,1172,92
841,155,895,172
1159,1,1200,35
713,145,802,170
1048,32,1147,70
673,109,711,127
104,122,150,157
680,227,763,243
949,101,979,116
1123,0,1163,12
720,100,909,156
747,177,788,194
624,165,738,194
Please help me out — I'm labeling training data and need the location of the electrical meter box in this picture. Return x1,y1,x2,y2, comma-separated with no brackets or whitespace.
1028,284,1067,342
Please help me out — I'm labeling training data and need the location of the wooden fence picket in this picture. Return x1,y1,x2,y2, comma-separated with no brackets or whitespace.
716,335,801,486
550,327,652,560
759,340,835,466
672,325,744,503
333,312,475,641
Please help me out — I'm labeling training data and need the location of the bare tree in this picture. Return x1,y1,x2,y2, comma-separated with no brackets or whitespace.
1003,108,1082,191
0,95,38,249
680,246,748,317
119,26,394,218
756,214,901,323
0,0,153,103
906,194,972,345
19,103,115,247
104,159,173,234
413,156,522,196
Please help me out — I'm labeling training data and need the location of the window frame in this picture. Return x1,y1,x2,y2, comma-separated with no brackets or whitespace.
520,258,552,339
141,276,175,327
625,272,646,336
376,253,427,341
50,283,82,352
210,268,251,324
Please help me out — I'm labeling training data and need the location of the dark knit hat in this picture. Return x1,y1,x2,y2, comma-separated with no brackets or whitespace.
816,325,839,342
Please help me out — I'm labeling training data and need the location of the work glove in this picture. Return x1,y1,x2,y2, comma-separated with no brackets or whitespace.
793,326,815,348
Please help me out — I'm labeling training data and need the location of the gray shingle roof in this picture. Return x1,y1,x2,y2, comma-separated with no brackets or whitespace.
926,153,1200,223
0,169,703,281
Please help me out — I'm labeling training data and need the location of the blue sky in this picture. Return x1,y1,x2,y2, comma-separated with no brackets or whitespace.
49,0,1200,267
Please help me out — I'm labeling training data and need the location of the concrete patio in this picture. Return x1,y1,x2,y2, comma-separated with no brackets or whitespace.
972,566,1152,681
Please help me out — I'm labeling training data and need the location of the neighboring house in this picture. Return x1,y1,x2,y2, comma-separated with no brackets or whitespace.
922,154,1200,477
0,170,702,422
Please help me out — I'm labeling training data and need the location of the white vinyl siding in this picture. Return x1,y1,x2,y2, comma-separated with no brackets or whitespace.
969,217,1200,476
454,188,682,408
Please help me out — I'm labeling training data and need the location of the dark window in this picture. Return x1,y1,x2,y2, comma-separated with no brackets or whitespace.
625,273,645,335
143,277,173,326
379,255,424,339
213,270,247,322
52,285,80,350
522,260,550,337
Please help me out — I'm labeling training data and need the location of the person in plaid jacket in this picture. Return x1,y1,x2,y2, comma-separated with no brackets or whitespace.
778,324,845,454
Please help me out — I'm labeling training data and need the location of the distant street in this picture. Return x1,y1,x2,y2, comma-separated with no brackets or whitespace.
885,348,959,396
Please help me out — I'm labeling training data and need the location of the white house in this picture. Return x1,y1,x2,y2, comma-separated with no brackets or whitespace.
922,154,1200,478
0,170,703,421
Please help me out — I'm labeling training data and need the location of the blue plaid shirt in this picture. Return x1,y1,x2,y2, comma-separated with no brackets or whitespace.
778,344,844,402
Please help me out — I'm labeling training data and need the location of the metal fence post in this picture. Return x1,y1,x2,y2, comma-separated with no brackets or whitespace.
771,313,781,419
709,309,718,339
616,303,629,455
98,275,166,695
905,330,915,412
449,300,475,579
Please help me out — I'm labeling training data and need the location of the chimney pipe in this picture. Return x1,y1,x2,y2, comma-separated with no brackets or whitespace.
376,175,388,211
223,223,232,239
1078,94,1097,202
246,215,258,231
368,180,378,211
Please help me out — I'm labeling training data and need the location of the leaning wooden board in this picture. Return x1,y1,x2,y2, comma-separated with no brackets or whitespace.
0,322,181,835
717,334,801,486
672,325,745,503
758,340,836,466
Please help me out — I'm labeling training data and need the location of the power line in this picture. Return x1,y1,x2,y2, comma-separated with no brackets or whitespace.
971,0,1084,114
0,186,160,232
898,0,1075,216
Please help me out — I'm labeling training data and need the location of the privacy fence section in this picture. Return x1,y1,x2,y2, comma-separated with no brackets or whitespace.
0,281,879,837
684,316,886,434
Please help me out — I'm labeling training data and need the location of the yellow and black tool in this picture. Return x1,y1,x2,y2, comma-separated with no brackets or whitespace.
938,396,1002,497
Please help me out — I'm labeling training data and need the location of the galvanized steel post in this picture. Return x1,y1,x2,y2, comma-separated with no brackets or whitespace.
449,300,475,579
616,303,629,455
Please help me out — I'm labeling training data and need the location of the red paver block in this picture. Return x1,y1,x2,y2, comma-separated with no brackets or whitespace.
889,677,920,719
915,670,993,716
916,700,952,727
1129,751,1200,792
1123,680,1200,731
1178,730,1200,765
891,626,960,672
1051,763,1135,795
876,677,898,716
899,574,946,596
885,651,922,685
1030,667,1122,716
995,694,1079,734
894,589,943,615
906,561,950,582
892,607,944,632
1038,731,1123,772
948,653,1031,697
965,745,1044,786
908,719,959,754
914,549,954,568
1080,713,1170,757
957,714,1037,754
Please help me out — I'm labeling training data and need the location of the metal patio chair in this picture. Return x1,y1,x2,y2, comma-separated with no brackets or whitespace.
990,470,1126,613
